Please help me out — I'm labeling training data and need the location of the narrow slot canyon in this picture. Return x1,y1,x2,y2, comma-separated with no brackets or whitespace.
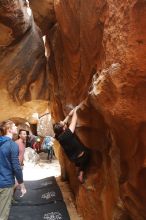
0,0,146,220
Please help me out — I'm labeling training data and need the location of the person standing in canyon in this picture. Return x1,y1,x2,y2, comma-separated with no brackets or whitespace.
15,129,27,167
0,120,26,220
53,107,90,183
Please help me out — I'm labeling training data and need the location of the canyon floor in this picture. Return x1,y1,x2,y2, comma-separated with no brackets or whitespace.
23,152,83,220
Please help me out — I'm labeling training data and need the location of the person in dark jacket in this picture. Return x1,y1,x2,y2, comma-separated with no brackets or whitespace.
0,120,26,220
53,107,90,183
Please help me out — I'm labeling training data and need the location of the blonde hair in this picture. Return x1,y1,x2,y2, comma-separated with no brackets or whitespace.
0,120,14,136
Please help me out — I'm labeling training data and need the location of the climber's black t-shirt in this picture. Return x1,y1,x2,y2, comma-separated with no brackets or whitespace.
57,128,88,161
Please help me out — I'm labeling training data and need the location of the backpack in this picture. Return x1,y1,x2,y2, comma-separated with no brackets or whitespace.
42,136,53,150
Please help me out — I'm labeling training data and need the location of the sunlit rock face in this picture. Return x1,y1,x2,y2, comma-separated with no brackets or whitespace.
39,0,146,219
0,0,49,122
48,0,106,119
37,113,54,137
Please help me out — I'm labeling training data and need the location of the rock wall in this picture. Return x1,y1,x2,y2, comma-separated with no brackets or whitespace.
29,0,56,35
37,113,54,137
34,0,145,219
0,0,49,121
0,0,146,219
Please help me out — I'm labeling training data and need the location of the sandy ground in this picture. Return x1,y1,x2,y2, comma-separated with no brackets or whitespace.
23,152,83,220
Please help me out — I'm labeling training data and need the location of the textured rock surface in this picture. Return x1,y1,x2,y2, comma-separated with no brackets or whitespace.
29,0,56,35
44,0,146,219
0,0,146,220
24,147,40,164
37,113,54,137
48,0,106,118
0,0,49,122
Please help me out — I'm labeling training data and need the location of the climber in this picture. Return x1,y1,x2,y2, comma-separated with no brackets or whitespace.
53,107,90,183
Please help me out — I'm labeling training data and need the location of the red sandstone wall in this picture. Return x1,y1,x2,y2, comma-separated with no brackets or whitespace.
0,0,146,219
44,0,146,219
0,0,49,121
